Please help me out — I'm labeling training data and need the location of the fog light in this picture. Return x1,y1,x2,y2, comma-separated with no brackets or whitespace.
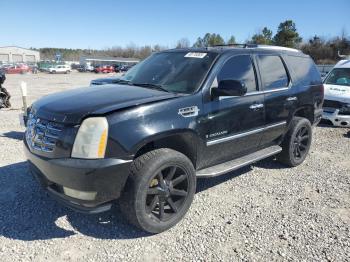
63,187,97,201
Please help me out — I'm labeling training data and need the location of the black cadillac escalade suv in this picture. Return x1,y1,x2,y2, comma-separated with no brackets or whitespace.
24,45,323,233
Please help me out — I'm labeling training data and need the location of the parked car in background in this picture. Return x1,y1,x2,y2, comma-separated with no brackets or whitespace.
322,59,350,127
112,64,120,73
5,64,31,74
119,65,132,72
0,63,12,70
94,65,115,73
48,65,71,74
70,63,80,70
38,62,58,72
77,64,94,72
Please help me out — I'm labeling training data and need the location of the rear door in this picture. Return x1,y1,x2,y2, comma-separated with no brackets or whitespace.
199,54,265,168
256,54,298,146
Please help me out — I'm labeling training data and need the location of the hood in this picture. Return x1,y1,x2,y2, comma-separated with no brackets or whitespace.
324,84,350,103
32,84,178,124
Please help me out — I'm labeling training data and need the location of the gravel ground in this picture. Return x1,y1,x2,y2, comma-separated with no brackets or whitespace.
0,72,349,261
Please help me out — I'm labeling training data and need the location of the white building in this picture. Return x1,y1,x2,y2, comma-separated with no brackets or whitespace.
0,46,40,63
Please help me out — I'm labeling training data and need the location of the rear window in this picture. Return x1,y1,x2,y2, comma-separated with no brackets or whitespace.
285,55,322,86
257,55,289,90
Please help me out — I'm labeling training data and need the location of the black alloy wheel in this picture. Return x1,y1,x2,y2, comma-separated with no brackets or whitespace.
292,126,310,160
120,148,196,233
146,165,189,222
277,117,312,167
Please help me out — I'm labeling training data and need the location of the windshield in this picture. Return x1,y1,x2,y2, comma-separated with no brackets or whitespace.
120,51,218,93
325,68,350,86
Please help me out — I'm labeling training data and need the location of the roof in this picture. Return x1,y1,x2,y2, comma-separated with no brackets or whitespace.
334,59,350,68
0,46,39,53
166,45,304,56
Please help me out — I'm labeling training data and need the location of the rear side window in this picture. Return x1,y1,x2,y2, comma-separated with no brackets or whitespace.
286,55,322,86
217,55,257,93
257,55,289,90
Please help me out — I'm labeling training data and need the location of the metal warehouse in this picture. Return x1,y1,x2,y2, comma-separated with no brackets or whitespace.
0,46,40,63
80,56,140,66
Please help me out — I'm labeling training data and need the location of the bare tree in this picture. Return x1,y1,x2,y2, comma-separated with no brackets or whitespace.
176,38,190,48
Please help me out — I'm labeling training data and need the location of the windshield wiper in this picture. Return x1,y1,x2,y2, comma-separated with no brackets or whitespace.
131,82,170,92
115,79,132,85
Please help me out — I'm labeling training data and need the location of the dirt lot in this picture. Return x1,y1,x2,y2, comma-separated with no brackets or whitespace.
0,72,349,261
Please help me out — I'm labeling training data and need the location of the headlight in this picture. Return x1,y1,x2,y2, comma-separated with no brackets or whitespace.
72,117,108,159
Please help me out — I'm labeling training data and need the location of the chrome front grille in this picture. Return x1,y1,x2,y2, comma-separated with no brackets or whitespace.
25,113,63,153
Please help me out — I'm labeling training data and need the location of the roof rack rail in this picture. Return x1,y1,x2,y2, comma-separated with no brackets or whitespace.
211,43,258,48
256,45,300,52
210,44,300,52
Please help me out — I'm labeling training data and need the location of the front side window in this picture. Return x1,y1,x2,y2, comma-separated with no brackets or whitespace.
121,51,218,94
258,55,289,90
325,68,350,87
216,55,257,93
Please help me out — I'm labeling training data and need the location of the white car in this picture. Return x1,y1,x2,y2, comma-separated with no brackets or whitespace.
322,59,350,127
48,65,71,74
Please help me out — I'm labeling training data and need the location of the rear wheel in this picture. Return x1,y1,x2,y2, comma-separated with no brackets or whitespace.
120,148,196,233
277,117,312,167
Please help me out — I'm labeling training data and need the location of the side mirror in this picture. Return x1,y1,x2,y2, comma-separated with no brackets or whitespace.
211,80,247,97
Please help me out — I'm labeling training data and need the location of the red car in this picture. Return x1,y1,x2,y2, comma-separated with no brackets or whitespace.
5,64,31,74
94,65,115,73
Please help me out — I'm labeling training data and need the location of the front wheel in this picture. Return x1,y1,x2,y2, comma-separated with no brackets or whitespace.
277,117,312,167
120,148,196,233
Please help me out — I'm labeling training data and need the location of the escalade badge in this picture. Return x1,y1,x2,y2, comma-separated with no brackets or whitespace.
178,106,200,117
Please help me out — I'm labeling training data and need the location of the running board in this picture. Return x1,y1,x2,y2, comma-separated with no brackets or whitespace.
196,145,282,177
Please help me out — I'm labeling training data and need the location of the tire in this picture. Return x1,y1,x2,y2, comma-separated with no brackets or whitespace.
120,148,196,233
277,117,312,167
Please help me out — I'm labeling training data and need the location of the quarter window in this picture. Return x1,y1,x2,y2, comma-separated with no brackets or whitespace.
217,55,257,93
258,55,289,90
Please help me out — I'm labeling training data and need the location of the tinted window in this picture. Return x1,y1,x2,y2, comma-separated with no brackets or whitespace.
217,55,257,93
121,51,218,94
286,55,322,86
258,55,289,89
325,68,350,86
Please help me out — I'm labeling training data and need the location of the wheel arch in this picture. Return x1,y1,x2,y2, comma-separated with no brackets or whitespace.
293,105,314,124
132,130,199,168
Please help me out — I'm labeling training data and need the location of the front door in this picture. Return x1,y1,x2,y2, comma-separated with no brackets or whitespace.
199,54,265,169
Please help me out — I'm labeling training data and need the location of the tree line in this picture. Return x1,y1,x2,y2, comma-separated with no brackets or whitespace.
35,20,350,64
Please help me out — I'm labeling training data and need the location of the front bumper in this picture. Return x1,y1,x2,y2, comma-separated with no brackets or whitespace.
322,109,350,127
24,142,132,214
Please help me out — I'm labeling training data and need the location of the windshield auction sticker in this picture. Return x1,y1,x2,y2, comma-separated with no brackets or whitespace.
184,52,207,58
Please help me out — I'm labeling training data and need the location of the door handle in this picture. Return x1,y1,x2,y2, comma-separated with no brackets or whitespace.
286,96,298,101
249,103,264,110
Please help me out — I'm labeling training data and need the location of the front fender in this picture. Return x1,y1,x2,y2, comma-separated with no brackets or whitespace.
106,94,203,160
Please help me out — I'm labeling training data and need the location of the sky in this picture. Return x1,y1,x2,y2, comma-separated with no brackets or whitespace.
1,0,349,49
